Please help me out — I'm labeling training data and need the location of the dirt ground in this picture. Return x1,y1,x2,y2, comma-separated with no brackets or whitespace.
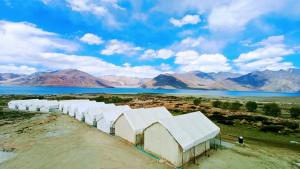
0,112,299,169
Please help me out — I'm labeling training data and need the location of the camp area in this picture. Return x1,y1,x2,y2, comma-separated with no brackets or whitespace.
6,99,221,168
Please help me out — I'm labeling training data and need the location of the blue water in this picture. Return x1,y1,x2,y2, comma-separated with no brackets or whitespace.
0,85,300,97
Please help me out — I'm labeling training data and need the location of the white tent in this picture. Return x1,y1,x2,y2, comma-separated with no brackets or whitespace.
96,105,131,134
62,100,91,114
84,103,116,126
59,100,90,114
8,100,22,110
39,100,60,113
28,100,48,112
74,102,105,121
16,99,39,111
143,111,220,167
114,107,172,144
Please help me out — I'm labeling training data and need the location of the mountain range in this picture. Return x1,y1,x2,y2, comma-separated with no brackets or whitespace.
0,69,111,88
1,69,300,92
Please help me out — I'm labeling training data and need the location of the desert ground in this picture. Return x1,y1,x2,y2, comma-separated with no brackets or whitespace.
0,94,299,169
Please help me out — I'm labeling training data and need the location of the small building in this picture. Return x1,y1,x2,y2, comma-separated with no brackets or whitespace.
113,107,172,144
143,112,220,167
96,105,131,134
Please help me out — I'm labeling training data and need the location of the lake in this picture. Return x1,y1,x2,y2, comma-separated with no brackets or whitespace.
0,85,300,97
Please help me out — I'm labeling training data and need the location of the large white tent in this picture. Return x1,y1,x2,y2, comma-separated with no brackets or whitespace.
84,103,116,126
114,107,172,144
143,111,220,167
96,105,131,134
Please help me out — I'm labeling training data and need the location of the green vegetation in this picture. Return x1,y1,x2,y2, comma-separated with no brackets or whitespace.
221,102,230,109
289,107,300,119
92,96,132,103
193,98,202,105
0,109,37,124
263,103,281,117
212,100,222,108
229,101,243,111
245,101,258,112
218,123,300,150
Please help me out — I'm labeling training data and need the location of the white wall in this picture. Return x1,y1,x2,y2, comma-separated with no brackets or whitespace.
181,141,210,166
97,117,110,133
115,115,136,144
144,123,181,167
144,123,211,167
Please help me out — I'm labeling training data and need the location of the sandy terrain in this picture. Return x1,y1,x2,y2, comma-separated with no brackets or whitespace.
0,113,169,169
0,112,299,169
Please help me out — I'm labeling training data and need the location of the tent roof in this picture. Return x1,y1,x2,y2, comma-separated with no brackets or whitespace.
121,107,172,134
100,105,131,124
155,111,220,152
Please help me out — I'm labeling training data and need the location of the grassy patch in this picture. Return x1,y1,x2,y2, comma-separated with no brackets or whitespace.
218,123,300,150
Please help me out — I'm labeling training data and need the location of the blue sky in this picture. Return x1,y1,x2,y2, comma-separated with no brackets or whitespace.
0,0,300,77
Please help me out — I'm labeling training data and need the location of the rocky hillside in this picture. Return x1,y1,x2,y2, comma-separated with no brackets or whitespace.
0,73,23,81
142,69,300,92
1,69,112,88
99,75,150,88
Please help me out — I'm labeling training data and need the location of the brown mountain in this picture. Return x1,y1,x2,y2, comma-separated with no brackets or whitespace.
142,69,300,92
2,69,112,88
99,75,150,88
142,71,247,90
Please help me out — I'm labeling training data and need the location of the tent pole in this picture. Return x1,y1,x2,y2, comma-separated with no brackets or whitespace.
219,134,221,149
214,138,216,150
205,141,206,156
194,147,196,164
181,150,184,169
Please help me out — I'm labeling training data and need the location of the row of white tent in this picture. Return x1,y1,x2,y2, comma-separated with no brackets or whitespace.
8,99,220,167
8,99,60,112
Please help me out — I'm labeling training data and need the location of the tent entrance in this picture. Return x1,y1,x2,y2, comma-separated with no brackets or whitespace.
110,127,115,135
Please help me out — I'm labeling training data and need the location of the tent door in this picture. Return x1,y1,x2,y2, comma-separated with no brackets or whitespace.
110,127,115,135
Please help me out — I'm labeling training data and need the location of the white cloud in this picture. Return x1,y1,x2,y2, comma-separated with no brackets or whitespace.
40,53,161,78
80,33,103,45
255,35,284,47
234,35,294,73
101,39,142,56
0,20,78,66
159,63,172,71
171,36,226,53
0,20,161,78
175,50,231,72
156,0,300,33
0,65,37,75
208,0,286,32
140,49,174,60
67,0,124,28
169,14,201,27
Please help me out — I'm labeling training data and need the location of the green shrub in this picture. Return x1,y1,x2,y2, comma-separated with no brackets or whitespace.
212,100,222,108
229,102,243,111
221,102,230,109
193,98,202,105
263,103,281,117
290,107,300,118
245,101,258,112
